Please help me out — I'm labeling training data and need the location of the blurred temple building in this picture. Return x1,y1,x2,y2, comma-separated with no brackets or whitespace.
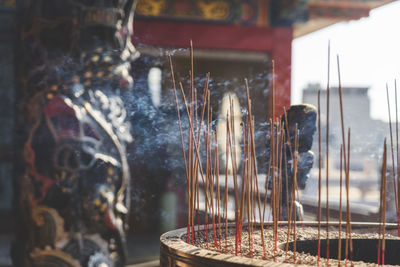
131,0,396,231
133,0,397,119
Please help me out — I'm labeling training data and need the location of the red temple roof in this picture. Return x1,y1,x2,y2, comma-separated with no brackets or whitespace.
295,0,395,37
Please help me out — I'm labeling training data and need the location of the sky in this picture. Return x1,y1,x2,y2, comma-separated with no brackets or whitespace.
291,0,400,122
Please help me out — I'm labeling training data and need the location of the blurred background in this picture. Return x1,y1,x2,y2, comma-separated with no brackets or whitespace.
1,0,400,266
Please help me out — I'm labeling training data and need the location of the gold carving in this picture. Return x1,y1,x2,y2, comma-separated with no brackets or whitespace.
136,0,167,16
197,0,229,20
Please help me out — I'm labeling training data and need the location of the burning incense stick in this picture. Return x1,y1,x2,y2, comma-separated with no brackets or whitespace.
273,120,280,259
395,80,400,237
168,53,188,182
278,126,284,222
263,119,273,224
284,143,290,221
225,111,235,253
382,139,387,265
189,40,197,242
378,139,387,265
205,88,215,247
269,120,277,260
292,126,299,264
224,117,229,252
194,87,199,241
337,55,354,265
338,146,343,266
345,128,353,263
214,130,222,249
285,125,299,263
239,120,248,250
168,53,191,241
246,125,253,257
240,80,253,248
326,42,331,266
188,80,194,244
317,89,322,264
386,84,398,217
284,148,291,262
206,95,219,249
227,98,241,256
190,86,198,243
282,108,291,219
378,169,383,265
244,79,266,258
337,56,347,175
283,107,293,159
190,40,194,93
199,79,210,241
270,60,275,121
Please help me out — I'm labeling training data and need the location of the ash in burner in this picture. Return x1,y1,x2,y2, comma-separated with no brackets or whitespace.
288,238,400,265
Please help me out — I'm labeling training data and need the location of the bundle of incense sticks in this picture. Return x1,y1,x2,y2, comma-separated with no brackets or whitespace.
315,49,354,266
168,43,303,259
167,42,392,265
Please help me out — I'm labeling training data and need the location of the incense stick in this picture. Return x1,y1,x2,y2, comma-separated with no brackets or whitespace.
337,55,347,178
395,80,400,237
378,139,387,265
326,42,331,266
270,120,276,260
246,122,253,257
278,126,284,223
345,128,353,264
317,89,322,264
214,130,222,250
386,84,398,219
228,97,240,256
263,119,273,225
239,119,247,251
273,120,280,259
338,146,343,266
284,143,290,222
245,79,266,258
284,143,291,262
168,53,191,242
382,140,387,265
270,60,275,121
224,115,229,252
292,126,299,264
197,77,210,238
378,163,383,266
189,40,198,243
207,95,218,249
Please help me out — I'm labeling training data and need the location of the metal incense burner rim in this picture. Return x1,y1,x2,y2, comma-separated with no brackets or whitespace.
160,221,399,267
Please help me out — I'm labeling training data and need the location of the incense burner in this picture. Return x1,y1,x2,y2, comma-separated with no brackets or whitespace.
160,222,400,266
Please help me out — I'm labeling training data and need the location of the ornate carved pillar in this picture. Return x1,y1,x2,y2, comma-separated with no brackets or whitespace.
14,1,137,266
